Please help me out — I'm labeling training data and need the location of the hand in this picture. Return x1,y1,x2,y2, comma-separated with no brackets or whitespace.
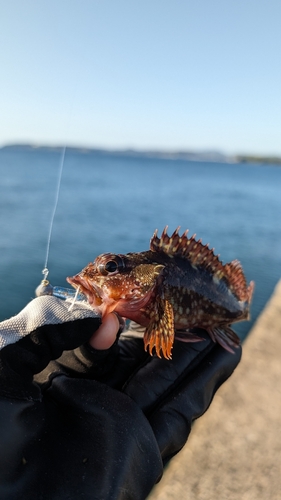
0,296,162,500
0,296,241,500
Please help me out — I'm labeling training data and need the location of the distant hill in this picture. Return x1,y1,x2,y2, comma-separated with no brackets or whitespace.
0,144,232,162
1,144,281,165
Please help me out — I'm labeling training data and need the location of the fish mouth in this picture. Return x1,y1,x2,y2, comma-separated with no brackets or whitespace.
66,274,104,309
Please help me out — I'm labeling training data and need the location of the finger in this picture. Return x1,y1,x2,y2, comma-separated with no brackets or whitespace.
88,313,120,350
34,313,121,387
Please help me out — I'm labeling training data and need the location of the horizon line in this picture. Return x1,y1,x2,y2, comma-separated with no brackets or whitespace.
1,142,281,163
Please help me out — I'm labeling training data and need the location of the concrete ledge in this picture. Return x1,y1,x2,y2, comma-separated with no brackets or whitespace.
149,280,281,499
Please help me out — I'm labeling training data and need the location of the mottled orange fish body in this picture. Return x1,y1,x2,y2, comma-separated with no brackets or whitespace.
67,227,254,359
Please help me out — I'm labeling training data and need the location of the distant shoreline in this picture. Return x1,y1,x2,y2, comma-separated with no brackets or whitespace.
1,143,281,165
235,154,281,165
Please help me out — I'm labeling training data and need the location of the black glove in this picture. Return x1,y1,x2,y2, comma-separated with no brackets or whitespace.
0,296,241,500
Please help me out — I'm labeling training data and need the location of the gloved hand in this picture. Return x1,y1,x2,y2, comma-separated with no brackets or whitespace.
0,296,241,500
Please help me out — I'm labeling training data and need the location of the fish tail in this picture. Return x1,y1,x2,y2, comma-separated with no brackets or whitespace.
224,260,254,302
247,280,255,305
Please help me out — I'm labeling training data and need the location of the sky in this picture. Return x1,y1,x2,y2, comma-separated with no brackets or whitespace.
1,0,281,155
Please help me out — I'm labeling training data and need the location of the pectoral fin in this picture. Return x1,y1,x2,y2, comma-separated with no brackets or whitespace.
143,297,174,359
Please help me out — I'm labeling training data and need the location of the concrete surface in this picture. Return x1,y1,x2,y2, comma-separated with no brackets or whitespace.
149,280,281,500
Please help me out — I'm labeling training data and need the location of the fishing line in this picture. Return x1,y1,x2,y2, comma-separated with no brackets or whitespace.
35,146,85,303
42,146,66,282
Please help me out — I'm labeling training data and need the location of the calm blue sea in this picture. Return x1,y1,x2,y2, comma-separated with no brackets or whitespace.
1,147,281,341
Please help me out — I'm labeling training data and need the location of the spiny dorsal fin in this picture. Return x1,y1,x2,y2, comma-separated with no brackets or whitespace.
150,227,253,302
150,226,224,272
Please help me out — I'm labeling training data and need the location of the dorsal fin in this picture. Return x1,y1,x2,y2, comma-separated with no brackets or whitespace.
150,227,253,302
150,226,224,272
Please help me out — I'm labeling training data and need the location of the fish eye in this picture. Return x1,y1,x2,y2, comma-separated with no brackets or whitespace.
105,260,118,273
97,255,125,275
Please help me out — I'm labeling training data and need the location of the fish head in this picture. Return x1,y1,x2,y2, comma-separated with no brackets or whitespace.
67,252,164,318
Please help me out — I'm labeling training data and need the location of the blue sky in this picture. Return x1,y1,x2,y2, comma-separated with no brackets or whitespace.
1,0,280,155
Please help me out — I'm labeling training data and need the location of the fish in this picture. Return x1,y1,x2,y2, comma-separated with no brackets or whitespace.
67,227,254,359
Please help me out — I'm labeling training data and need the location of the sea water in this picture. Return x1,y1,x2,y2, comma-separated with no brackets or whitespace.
1,146,281,340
